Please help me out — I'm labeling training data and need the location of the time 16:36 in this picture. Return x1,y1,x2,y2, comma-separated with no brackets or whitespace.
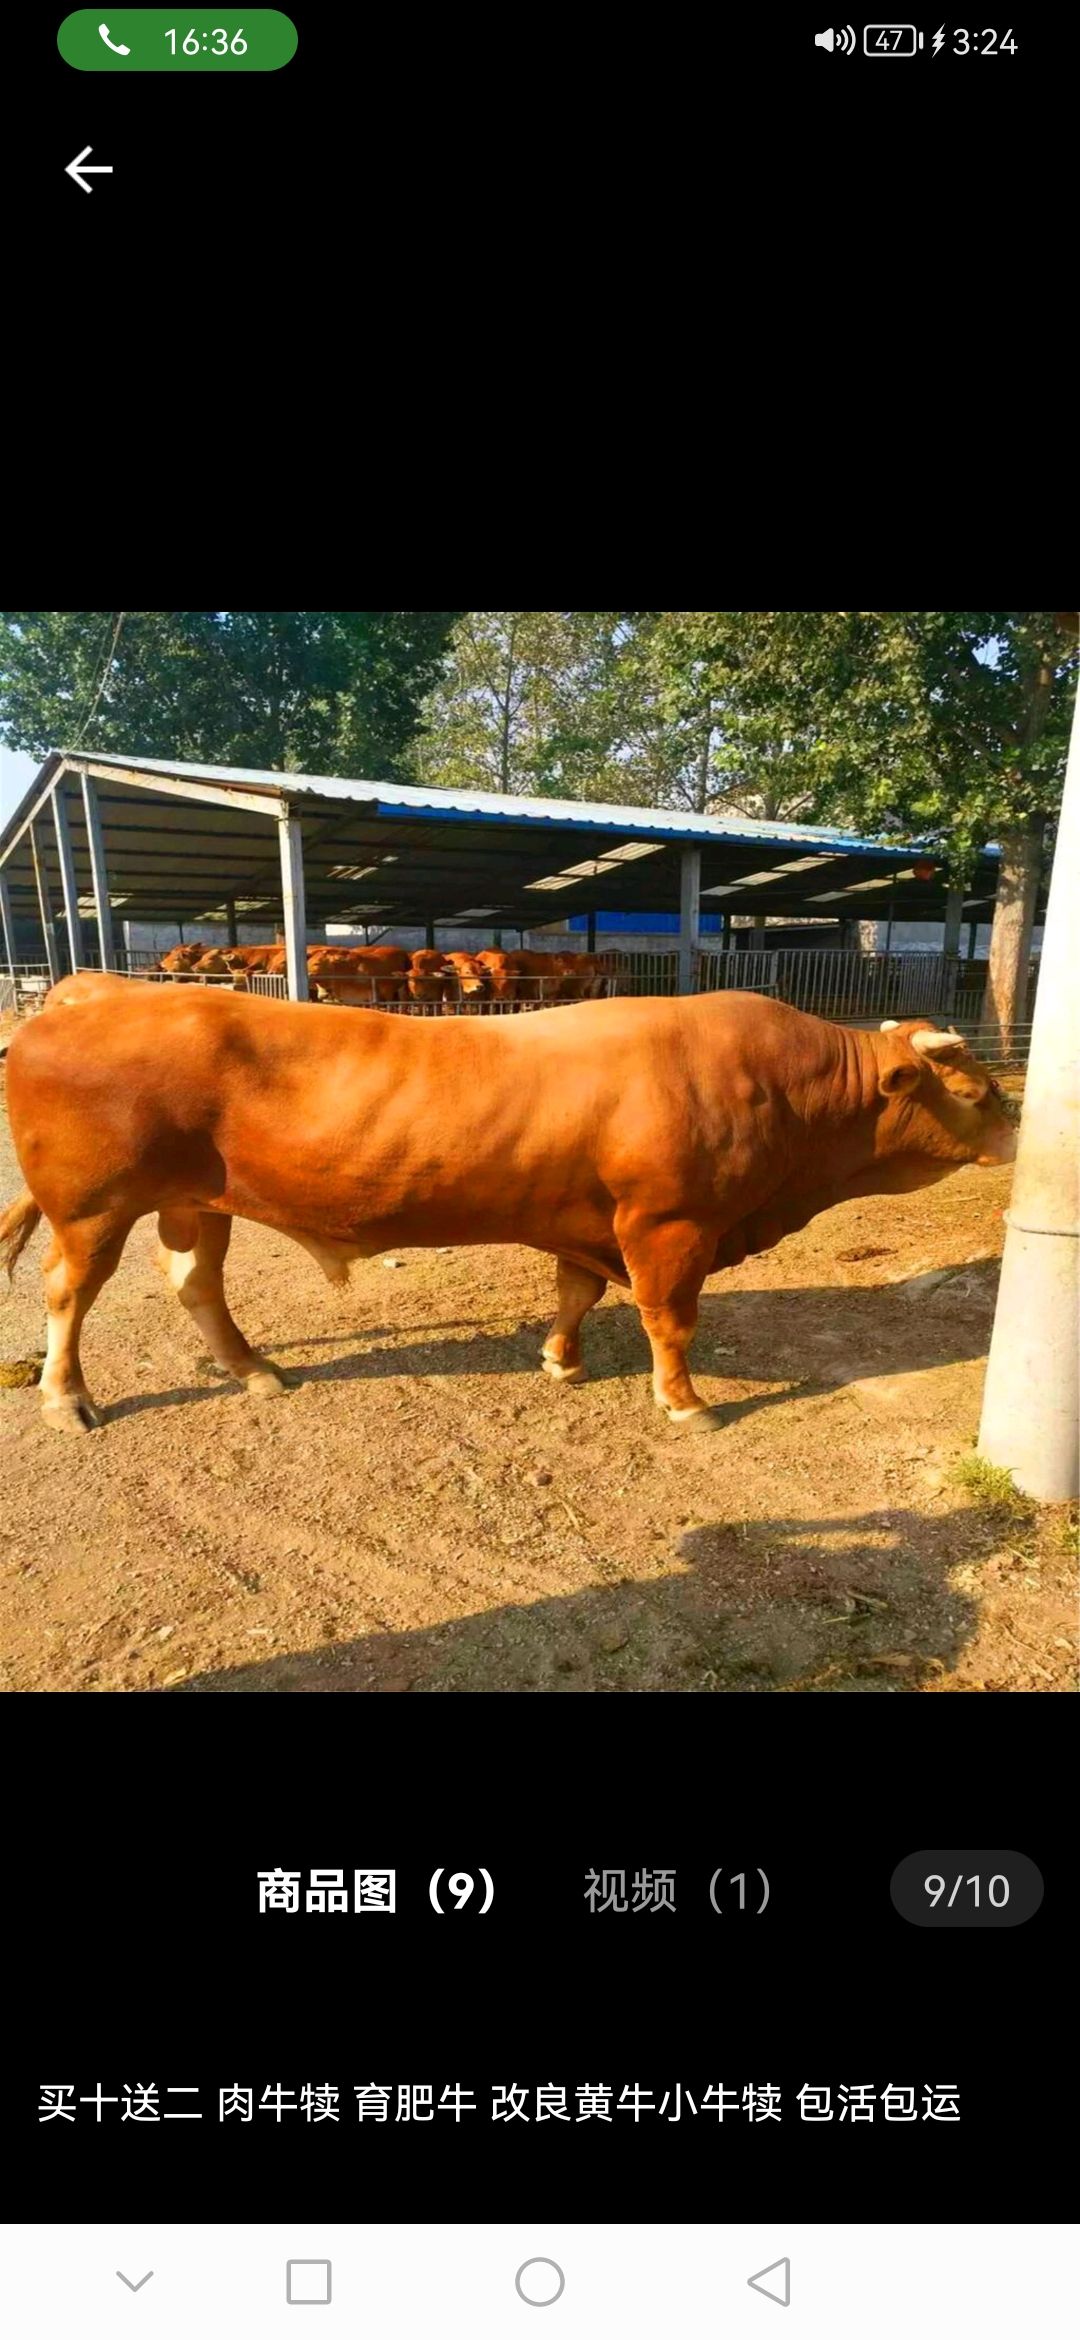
165,26,250,52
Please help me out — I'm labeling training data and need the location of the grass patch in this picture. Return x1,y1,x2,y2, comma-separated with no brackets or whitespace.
950,1451,1038,1524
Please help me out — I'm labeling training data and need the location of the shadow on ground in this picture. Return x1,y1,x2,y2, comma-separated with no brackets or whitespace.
173,1504,992,1695
104,1261,999,1426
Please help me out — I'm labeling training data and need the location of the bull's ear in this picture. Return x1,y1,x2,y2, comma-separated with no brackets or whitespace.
879,1060,922,1098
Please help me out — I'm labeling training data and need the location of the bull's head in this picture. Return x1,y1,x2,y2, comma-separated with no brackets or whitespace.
875,1019,1018,1171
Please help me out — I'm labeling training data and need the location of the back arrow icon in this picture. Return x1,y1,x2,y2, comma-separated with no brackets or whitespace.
748,2258,790,2307
66,145,114,193
116,2272,153,2292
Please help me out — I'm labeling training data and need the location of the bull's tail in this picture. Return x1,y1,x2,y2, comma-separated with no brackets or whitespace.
0,1189,42,1281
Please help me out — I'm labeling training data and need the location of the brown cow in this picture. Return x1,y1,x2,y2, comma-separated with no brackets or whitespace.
306,946,412,1005
405,949,455,1005
442,952,492,1009
158,945,202,979
224,945,277,971
547,952,609,1001
476,949,562,1006
0,984,1016,1435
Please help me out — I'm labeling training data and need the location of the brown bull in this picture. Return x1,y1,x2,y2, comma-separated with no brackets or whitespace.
442,952,492,1007
476,949,563,1005
405,949,455,1004
306,946,411,1005
0,982,1015,1434
547,951,608,1000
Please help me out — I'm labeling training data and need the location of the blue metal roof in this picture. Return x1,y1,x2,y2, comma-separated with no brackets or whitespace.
53,752,935,860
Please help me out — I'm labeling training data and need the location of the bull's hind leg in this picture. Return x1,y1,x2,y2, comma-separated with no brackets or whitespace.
40,1213,133,1432
541,1257,606,1383
617,1213,719,1429
157,1210,286,1399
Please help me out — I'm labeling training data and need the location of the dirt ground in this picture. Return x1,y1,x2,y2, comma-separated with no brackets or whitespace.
0,1080,1076,1695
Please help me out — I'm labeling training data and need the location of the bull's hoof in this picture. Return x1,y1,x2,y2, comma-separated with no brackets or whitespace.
41,1393,101,1433
678,1405,725,1433
541,1353,586,1384
242,1362,288,1399
662,1402,724,1432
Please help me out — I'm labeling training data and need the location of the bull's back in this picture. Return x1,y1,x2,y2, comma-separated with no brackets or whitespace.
5,985,800,1241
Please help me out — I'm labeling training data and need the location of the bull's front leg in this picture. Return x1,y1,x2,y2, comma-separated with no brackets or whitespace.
541,1257,607,1383
157,1209,286,1400
616,1211,719,1430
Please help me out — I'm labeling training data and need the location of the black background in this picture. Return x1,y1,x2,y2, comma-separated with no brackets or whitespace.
11,1697,1071,2224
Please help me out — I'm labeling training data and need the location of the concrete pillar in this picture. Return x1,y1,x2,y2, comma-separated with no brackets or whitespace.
80,771,116,970
52,785,87,970
226,897,239,948
978,682,1080,1498
678,846,701,995
0,870,15,974
277,808,310,1002
31,822,62,983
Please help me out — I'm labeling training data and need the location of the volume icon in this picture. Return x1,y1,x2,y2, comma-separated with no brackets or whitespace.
814,25,856,51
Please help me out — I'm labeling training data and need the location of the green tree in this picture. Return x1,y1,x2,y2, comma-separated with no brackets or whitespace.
800,611,1077,1046
414,612,613,796
0,611,459,777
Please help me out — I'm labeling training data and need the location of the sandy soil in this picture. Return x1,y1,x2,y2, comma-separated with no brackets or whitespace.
0,1080,1075,1695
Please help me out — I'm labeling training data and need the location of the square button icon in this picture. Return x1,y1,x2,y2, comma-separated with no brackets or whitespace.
286,2261,333,2305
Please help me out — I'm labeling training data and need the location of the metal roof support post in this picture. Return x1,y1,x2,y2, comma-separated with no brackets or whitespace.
52,784,87,969
0,870,15,975
943,880,964,957
277,806,310,1001
80,771,116,970
587,909,596,954
977,680,1079,1500
31,822,62,983
678,846,701,995
227,897,239,948
941,877,964,1012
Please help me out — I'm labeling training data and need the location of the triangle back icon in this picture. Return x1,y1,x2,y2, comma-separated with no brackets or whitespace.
748,2258,791,2307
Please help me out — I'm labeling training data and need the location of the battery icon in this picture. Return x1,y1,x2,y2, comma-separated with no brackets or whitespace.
863,23,921,51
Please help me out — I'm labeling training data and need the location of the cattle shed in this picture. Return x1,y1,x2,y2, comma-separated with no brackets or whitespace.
0,750,1011,1002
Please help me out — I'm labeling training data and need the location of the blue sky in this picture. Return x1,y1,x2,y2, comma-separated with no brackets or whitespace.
0,746,40,830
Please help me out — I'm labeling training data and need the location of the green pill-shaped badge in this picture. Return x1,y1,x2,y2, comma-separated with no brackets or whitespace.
58,11,298,70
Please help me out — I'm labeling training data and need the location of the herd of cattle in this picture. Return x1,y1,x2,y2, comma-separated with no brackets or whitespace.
157,941,612,1006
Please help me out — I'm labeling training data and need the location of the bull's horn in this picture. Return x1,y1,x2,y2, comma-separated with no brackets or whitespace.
910,1026,967,1056
880,1019,900,1031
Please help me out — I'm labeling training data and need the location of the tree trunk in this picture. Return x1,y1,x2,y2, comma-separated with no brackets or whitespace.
694,706,712,813
498,620,518,794
987,815,1045,1054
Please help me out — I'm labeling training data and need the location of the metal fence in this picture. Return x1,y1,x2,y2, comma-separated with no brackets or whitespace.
606,945,987,1019
697,946,963,1018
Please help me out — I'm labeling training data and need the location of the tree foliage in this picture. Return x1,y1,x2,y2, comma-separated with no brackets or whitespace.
415,611,1078,863
0,611,459,777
